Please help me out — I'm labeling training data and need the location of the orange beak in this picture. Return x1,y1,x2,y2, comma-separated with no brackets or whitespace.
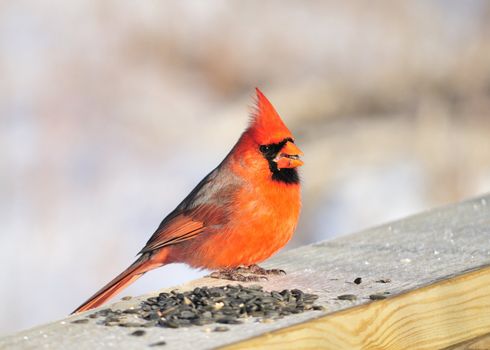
274,141,304,169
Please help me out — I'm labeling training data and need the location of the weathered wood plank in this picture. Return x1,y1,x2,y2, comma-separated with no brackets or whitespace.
1,194,490,349
223,266,490,350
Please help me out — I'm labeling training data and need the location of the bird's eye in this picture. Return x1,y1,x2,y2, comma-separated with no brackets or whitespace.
259,145,270,153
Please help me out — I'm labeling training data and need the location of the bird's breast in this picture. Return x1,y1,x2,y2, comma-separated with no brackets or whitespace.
178,178,300,269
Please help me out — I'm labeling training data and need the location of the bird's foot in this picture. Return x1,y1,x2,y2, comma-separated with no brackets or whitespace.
237,264,287,276
209,269,268,282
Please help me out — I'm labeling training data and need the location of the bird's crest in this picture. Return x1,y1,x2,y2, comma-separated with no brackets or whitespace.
246,88,293,145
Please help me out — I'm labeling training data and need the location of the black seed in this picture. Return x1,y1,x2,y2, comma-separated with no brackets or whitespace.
96,309,111,316
246,297,258,305
192,318,212,326
145,312,160,320
337,294,357,301
216,317,243,324
162,320,180,328
271,292,284,301
291,289,304,297
213,326,229,332
177,319,191,326
376,278,392,283
354,277,362,284
71,319,89,324
149,340,167,347
369,294,387,300
130,330,146,336
94,284,322,332
259,297,274,303
122,308,140,314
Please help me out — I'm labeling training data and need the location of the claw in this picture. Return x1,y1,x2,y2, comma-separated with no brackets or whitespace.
242,264,287,276
207,265,285,282
209,270,267,282
270,269,286,276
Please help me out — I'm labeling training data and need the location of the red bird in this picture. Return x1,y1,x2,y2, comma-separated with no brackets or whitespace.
74,88,303,313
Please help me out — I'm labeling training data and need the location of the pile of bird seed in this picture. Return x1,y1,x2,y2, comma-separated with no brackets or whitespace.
84,285,324,329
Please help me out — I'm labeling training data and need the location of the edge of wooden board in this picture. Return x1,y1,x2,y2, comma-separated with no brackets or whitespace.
221,265,490,350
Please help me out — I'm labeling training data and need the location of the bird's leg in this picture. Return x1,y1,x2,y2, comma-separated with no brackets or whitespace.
209,268,268,282
237,264,286,276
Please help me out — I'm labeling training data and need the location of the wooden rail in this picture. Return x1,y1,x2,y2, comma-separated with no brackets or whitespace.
1,194,490,349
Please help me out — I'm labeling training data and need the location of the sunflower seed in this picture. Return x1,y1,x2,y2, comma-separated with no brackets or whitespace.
71,319,89,324
369,294,387,300
130,330,146,336
213,326,229,332
89,284,323,333
149,340,167,347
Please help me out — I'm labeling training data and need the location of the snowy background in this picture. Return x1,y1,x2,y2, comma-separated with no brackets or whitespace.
2,0,490,335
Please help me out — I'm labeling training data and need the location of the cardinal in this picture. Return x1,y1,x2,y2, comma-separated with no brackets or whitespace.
73,88,303,313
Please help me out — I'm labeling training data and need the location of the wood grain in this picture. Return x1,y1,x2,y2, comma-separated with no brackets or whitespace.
223,266,490,350
446,332,490,350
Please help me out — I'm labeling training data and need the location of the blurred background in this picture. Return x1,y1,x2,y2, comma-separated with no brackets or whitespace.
2,0,490,336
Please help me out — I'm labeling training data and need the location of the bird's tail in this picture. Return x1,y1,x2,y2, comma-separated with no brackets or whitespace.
72,254,160,314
